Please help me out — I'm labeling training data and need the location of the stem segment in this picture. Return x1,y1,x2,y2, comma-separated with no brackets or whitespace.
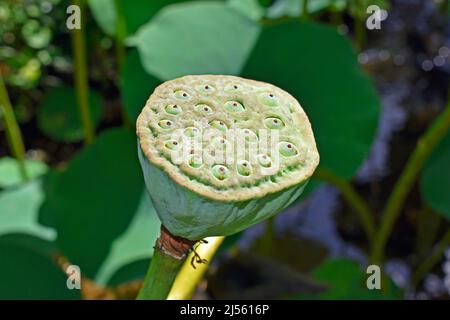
371,90,450,264
167,236,225,300
411,229,450,287
113,0,131,128
354,17,366,51
137,226,195,300
314,167,376,243
301,0,309,20
0,74,28,180
114,0,126,72
72,0,94,144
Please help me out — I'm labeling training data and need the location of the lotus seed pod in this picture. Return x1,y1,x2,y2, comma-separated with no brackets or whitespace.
137,75,319,240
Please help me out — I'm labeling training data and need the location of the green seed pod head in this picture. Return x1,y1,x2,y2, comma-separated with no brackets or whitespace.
137,75,319,240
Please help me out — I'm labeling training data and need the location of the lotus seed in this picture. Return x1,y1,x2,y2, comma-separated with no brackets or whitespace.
224,101,245,113
212,136,229,148
279,141,298,157
257,154,272,168
225,83,241,92
165,104,182,115
259,92,279,107
242,129,258,143
174,90,190,100
196,84,215,93
264,117,285,129
212,165,230,181
210,120,228,131
188,155,203,168
237,160,252,176
184,127,200,138
165,140,179,150
158,120,173,129
195,104,213,115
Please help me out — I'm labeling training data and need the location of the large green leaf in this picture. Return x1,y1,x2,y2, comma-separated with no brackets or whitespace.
0,236,80,299
421,131,450,220
227,0,265,21
266,0,343,19
39,128,145,278
242,21,380,180
348,0,389,20
120,49,160,122
88,0,187,37
293,259,401,299
106,258,150,286
121,0,188,36
313,259,400,299
95,191,160,285
0,157,48,189
37,86,102,142
0,179,55,241
0,233,56,258
131,1,261,80
87,0,117,36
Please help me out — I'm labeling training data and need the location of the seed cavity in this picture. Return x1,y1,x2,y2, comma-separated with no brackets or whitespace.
224,100,245,113
164,140,179,150
212,136,229,149
242,129,258,143
195,104,213,115
188,155,203,168
196,84,215,93
211,165,230,181
165,104,182,115
264,117,285,129
257,154,272,168
151,106,158,113
224,83,241,92
174,90,190,100
237,160,252,176
259,92,279,107
184,126,200,138
209,120,228,132
287,103,295,113
158,119,173,129
279,141,298,157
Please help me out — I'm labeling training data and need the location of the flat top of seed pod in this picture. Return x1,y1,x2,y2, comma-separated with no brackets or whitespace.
137,75,319,202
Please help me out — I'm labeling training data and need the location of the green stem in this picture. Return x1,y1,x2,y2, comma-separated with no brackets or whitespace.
441,0,449,14
314,167,376,243
137,247,185,300
411,229,450,287
72,0,94,144
113,0,131,128
371,89,450,264
0,74,28,180
301,0,309,20
114,0,126,72
330,10,343,27
167,236,225,300
260,216,277,253
137,227,195,300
